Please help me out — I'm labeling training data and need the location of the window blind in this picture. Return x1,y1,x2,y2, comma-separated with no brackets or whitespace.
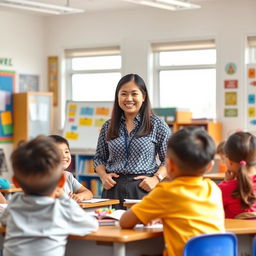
65,46,120,58
151,39,215,52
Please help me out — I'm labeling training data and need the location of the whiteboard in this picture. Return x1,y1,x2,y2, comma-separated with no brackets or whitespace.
63,101,113,151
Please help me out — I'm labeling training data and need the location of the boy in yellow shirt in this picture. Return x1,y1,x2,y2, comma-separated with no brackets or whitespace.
120,127,225,256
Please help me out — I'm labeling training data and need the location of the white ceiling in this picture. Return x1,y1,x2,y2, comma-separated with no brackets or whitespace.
0,0,220,14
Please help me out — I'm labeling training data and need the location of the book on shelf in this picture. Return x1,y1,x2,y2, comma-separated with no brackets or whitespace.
78,158,94,174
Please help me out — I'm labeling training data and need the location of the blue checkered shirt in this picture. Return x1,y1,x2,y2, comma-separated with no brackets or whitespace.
94,114,170,175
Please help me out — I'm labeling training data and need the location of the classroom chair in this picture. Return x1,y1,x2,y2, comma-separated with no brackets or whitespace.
253,236,256,256
183,233,238,256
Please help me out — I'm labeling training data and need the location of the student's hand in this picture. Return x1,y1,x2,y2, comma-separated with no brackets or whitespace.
69,193,84,203
134,176,159,192
100,173,119,190
225,169,236,181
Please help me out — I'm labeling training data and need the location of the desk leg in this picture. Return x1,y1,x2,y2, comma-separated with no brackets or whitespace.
113,242,125,256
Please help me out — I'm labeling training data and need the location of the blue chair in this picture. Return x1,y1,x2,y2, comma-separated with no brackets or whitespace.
252,236,256,256
183,233,238,256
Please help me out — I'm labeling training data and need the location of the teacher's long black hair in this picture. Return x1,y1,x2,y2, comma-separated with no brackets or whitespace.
106,73,152,141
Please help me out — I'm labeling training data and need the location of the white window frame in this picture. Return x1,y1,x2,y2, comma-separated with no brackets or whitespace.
152,40,216,116
65,46,121,101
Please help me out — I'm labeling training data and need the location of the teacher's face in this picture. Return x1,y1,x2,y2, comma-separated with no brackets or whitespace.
118,81,145,117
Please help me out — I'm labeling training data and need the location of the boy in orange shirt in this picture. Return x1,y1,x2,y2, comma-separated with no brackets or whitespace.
120,127,225,256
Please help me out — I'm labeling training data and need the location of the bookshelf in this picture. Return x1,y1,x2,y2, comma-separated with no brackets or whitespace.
168,121,222,145
70,149,102,197
13,92,53,147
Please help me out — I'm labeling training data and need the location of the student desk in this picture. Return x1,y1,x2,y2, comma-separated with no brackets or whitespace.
204,172,225,183
0,219,255,256
66,219,256,256
79,199,120,210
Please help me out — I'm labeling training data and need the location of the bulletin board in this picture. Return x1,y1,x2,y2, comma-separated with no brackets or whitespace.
247,64,256,131
63,101,113,150
0,70,15,143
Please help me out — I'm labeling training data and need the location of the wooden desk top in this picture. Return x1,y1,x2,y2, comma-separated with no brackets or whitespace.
204,172,225,180
0,219,256,242
0,188,23,193
71,219,256,242
70,225,163,242
79,199,119,209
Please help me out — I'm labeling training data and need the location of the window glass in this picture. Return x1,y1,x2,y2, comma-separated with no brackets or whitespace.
159,69,216,118
72,55,121,70
72,72,121,101
159,49,216,66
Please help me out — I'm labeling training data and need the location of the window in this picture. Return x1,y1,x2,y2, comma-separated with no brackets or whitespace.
247,36,256,64
65,46,122,101
152,40,216,119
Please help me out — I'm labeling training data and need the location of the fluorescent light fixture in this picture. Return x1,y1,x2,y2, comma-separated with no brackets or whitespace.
0,0,85,15
123,0,201,11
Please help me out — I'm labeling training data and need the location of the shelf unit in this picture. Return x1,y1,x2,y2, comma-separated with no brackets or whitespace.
168,121,222,145
13,92,53,147
70,149,102,197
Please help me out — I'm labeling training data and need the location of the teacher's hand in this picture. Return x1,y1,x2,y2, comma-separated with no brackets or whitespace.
101,173,119,190
134,176,159,192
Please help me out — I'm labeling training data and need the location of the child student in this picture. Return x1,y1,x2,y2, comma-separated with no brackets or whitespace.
0,136,98,256
216,140,228,173
49,135,93,202
120,127,225,256
218,132,256,219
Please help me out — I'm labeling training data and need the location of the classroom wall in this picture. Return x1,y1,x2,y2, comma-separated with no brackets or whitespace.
1,0,256,179
0,10,46,179
44,0,256,140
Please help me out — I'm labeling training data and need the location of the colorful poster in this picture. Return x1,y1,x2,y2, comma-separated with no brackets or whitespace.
224,80,238,89
79,117,93,126
48,56,58,106
224,108,238,117
225,92,237,105
95,107,110,116
248,68,256,79
225,62,237,75
19,74,39,92
248,107,256,117
248,94,255,104
0,70,15,143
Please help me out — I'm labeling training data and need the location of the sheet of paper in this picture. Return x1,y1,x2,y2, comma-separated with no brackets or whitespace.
81,198,110,203
124,199,141,204
0,91,6,111
135,223,163,229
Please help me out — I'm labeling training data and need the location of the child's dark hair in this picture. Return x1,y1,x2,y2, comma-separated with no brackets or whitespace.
167,127,216,174
11,136,62,196
224,132,256,208
216,141,226,155
49,135,70,149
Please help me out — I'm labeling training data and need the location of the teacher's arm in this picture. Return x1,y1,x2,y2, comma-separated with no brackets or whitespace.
95,164,119,190
135,120,171,192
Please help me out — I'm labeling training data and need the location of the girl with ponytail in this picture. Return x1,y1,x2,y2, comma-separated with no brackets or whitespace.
218,131,256,218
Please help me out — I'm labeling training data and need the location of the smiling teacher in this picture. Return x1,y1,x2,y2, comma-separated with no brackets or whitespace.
94,73,170,209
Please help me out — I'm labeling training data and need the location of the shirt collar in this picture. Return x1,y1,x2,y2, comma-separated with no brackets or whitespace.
121,113,141,125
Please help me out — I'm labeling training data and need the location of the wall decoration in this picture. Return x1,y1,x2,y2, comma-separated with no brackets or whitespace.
48,56,58,106
225,92,237,105
248,107,256,117
224,108,238,117
247,65,256,131
19,74,39,92
224,80,238,89
0,70,15,143
248,68,256,79
225,62,237,75
248,94,255,104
